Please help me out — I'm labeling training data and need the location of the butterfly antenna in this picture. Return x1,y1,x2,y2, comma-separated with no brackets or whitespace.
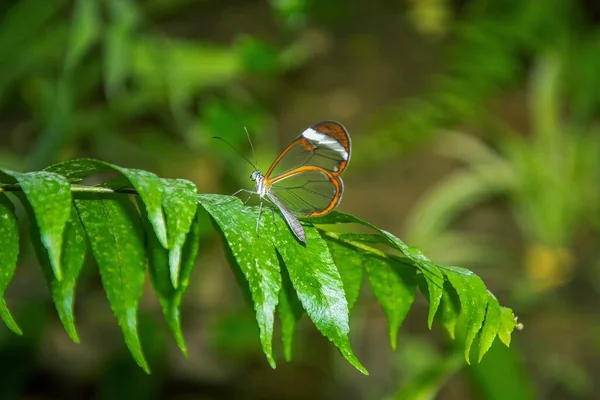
213,136,259,170
244,126,260,170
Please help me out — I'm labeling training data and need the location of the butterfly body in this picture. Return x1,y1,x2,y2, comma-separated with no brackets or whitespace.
251,170,267,197
239,121,351,244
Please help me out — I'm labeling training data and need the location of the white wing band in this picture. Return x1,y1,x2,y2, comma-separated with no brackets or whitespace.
302,128,349,161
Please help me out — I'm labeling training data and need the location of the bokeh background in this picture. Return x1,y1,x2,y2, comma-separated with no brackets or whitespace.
1,0,600,399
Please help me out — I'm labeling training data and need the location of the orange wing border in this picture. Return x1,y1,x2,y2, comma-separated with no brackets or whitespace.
264,120,351,180
310,120,351,175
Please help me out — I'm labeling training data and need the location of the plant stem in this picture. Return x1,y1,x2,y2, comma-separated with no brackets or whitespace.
318,229,414,269
318,229,387,257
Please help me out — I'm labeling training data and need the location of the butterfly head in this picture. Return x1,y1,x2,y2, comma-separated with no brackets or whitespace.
250,170,262,181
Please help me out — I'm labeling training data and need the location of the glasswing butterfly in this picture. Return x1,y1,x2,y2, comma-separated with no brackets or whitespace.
223,121,351,243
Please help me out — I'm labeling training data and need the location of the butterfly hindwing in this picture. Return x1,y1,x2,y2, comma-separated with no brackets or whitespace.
268,167,343,217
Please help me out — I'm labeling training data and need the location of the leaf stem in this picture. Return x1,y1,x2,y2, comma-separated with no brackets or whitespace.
0,183,138,195
318,229,385,256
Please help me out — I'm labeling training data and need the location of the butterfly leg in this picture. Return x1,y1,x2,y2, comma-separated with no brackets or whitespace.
242,191,254,205
262,196,280,229
233,188,257,205
231,188,257,198
216,188,256,205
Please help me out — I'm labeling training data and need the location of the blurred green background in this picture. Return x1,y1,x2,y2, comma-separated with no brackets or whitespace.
1,0,600,399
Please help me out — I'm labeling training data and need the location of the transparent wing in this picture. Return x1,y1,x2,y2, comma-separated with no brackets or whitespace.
265,121,351,179
268,168,343,217
266,192,306,242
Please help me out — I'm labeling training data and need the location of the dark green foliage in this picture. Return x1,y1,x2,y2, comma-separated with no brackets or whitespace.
0,194,20,335
0,159,518,374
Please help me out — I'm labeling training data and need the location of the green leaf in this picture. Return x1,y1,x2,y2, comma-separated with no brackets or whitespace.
443,266,489,363
324,238,363,311
498,307,517,347
161,179,198,288
176,212,202,298
307,212,412,252
0,170,72,280
335,232,391,244
44,158,108,181
25,202,87,343
478,294,501,362
199,201,513,364
198,194,281,369
46,158,168,249
0,194,21,334
308,212,445,328
54,206,87,341
145,201,201,356
265,212,368,375
64,0,101,72
75,194,149,373
364,254,416,350
104,169,167,249
436,281,461,340
277,257,304,362
406,250,444,329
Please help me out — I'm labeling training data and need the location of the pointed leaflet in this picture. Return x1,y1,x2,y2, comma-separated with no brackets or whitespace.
316,214,514,358
324,239,363,311
144,199,201,356
305,212,514,358
198,194,281,368
443,266,488,363
478,294,501,362
177,211,204,291
436,281,461,340
407,250,444,329
161,179,198,288
277,257,304,362
0,194,21,334
0,170,71,280
265,212,367,375
309,212,444,328
498,307,517,347
103,169,167,249
336,232,392,244
45,158,168,249
364,254,416,350
24,200,87,342
75,194,149,373
53,206,87,341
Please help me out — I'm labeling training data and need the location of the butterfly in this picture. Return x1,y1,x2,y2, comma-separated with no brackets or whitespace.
229,121,351,243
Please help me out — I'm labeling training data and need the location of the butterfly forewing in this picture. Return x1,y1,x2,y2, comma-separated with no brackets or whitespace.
263,121,350,217
264,121,351,179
